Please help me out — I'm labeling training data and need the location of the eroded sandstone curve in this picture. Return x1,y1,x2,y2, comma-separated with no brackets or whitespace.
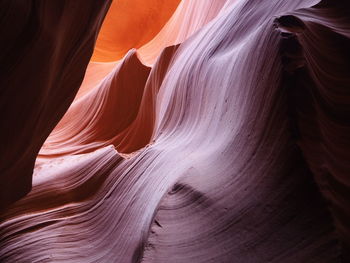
1,0,350,262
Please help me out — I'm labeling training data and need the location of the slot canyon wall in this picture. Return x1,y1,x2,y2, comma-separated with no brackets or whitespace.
0,0,350,262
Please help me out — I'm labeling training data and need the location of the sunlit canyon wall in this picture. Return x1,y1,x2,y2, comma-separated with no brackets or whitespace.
1,0,350,262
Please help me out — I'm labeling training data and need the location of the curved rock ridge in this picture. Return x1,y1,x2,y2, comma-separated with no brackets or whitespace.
1,0,350,262
39,45,179,158
76,0,233,109
0,0,112,210
40,50,151,157
41,0,235,159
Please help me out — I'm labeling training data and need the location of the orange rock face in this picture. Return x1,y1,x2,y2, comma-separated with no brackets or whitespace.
91,0,181,62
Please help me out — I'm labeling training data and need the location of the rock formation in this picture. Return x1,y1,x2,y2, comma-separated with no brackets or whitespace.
0,0,349,262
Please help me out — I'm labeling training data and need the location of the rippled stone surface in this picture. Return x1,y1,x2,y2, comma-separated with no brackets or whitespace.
1,0,349,262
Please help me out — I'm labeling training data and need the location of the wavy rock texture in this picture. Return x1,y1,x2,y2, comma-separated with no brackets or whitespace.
1,0,350,262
